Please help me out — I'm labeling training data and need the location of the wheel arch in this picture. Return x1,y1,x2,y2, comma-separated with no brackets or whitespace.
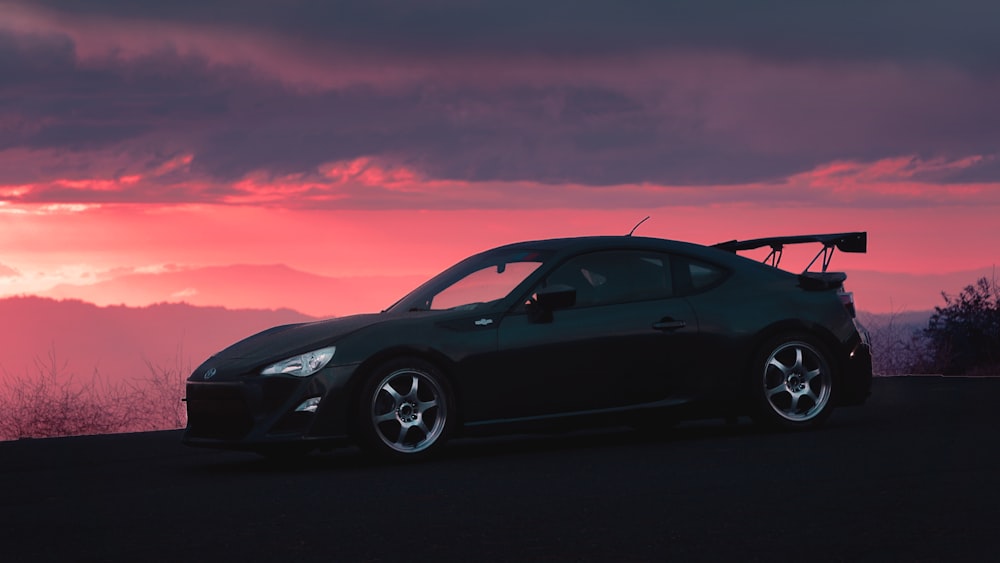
344,346,465,439
740,319,846,404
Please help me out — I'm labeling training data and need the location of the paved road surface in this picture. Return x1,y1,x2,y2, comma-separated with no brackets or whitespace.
2,376,998,562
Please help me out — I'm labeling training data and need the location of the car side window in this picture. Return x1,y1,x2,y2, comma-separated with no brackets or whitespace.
672,256,728,296
431,260,544,310
540,250,672,307
689,260,726,289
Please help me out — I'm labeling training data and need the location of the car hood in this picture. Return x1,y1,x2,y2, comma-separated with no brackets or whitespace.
202,313,385,370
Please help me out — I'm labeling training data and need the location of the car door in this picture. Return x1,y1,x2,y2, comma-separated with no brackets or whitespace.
471,250,699,422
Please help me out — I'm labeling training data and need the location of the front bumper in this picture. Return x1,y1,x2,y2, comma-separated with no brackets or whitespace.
182,364,359,450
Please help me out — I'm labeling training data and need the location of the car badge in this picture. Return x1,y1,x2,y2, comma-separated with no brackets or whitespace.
204,368,217,380
474,318,494,326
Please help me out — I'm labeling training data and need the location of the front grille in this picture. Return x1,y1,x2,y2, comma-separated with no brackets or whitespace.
185,384,253,440
261,378,301,413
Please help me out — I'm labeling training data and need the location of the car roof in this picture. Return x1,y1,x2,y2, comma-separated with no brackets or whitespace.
489,235,720,257
483,235,787,279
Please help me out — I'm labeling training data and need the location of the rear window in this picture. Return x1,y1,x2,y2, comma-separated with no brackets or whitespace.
672,257,728,296
689,260,727,290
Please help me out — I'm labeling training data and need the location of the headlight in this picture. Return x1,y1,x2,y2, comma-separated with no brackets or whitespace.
260,346,336,377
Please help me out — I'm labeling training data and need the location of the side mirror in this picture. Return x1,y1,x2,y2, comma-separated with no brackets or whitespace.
527,284,576,323
535,284,576,311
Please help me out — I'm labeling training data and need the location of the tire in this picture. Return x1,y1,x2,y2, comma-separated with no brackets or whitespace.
356,357,453,461
752,335,836,429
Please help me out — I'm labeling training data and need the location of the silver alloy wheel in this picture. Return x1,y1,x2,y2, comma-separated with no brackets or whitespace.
762,341,832,422
370,368,448,454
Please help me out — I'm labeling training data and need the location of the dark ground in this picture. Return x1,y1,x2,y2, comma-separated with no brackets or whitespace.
2,376,998,562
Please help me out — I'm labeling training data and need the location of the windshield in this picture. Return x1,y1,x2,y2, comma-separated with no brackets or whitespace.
388,248,550,313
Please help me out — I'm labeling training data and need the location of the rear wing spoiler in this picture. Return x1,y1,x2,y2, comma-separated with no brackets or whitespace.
713,232,867,274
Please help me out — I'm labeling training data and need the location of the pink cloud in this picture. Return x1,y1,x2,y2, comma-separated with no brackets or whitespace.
319,158,422,190
0,263,21,278
4,151,1000,214
4,4,999,195
784,156,1000,206
152,154,193,176
0,2,435,91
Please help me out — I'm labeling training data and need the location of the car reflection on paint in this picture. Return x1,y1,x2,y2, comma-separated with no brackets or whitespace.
183,233,872,460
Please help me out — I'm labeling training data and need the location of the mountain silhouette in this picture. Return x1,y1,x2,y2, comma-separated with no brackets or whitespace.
40,264,426,317
0,296,316,386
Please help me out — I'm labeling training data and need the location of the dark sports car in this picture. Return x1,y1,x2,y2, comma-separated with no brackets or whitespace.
183,232,872,460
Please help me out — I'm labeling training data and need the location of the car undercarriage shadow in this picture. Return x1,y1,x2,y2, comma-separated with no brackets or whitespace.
183,416,778,475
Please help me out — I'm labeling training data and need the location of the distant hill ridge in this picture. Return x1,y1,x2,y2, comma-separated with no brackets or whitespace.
0,296,316,385
39,263,427,318
844,267,996,314
27,262,998,317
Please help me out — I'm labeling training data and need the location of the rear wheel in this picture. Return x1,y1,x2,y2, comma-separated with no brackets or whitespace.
356,358,453,461
752,335,835,429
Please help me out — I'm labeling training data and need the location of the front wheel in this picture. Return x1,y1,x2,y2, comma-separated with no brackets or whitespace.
752,336,835,429
356,358,453,461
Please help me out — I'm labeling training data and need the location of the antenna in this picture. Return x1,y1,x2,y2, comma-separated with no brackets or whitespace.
627,216,650,237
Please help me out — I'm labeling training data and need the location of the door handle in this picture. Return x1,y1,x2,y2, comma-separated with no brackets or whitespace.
652,319,686,331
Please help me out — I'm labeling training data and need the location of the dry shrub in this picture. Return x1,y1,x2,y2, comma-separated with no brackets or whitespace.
863,311,932,375
0,347,187,441
923,276,1000,375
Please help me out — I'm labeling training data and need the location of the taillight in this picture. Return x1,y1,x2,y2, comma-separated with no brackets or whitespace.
839,290,857,318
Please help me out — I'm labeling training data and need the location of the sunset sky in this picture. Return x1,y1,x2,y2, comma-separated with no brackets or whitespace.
2,0,999,316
